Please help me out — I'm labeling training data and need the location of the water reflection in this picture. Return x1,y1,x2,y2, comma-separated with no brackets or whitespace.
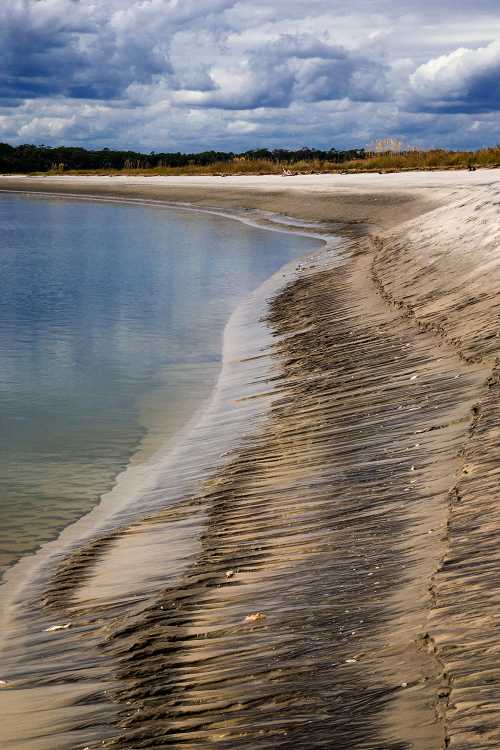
0,194,316,574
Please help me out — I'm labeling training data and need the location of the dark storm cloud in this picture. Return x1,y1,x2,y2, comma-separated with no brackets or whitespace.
0,0,237,103
0,1,171,102
0,9,86,100
174,34,391,111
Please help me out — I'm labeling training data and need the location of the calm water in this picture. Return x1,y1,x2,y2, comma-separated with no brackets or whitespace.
0,194,315,575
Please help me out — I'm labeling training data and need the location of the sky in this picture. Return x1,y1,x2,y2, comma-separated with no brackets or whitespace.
1,0,500,152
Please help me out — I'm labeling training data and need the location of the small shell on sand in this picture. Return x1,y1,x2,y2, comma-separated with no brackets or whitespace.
244,612,266,623
225,570,235,579
0,680,8,687
45,623,72,632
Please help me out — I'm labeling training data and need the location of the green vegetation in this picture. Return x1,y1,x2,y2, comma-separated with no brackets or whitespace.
0,142,499,175
0,144,363,174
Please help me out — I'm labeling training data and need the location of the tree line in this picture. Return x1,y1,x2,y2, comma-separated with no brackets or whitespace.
0,143,367,173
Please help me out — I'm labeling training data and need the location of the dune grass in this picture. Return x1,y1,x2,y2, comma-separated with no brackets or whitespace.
34,147,500,177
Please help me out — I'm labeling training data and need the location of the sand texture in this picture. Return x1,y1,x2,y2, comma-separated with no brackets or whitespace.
0,171,498,749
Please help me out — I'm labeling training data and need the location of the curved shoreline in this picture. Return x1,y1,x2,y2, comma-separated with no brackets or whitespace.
0,192,328,626
0,191,329,749
0,173,499,750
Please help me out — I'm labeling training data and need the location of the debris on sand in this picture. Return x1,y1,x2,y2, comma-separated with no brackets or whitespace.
0,680,8,687
244,612,266,623
45,623,72,632
225,570,235,579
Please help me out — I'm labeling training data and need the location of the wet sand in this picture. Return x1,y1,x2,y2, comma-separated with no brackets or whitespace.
0,172,499,749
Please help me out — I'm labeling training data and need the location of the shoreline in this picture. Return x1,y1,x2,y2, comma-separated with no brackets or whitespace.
0,193,330,750
0,173,499,749
0,171,447,229
0,195,325,628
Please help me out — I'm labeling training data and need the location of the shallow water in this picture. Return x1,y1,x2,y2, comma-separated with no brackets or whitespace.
0,194,316,578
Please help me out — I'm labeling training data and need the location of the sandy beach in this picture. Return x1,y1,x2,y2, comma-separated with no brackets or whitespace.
0,171,499,750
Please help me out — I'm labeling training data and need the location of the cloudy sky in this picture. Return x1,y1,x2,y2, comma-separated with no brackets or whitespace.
1,0,500,151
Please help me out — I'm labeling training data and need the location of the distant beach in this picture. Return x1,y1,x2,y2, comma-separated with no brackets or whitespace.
0,171,498,750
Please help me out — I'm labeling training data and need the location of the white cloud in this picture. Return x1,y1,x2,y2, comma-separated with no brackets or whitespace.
409,40,500,112
226,120,258,134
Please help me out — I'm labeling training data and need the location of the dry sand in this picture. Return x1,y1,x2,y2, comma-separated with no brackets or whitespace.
0,171,498,750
